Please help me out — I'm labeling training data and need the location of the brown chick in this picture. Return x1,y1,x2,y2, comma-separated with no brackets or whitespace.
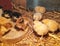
16,16,31,31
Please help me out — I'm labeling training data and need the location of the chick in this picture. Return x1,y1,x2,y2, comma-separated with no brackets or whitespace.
12,12,21,18
0,26,7,35
2,10,13,19
42,19,59,32
34,6,46,13
0,17,9,25
11,12,22,22
33,21,48,36
33,13,42,21
16,16,29,31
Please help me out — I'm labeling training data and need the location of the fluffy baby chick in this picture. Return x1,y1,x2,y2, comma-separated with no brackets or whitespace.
33,13,42,21
42,19,59,32
2,10,13,20
0,26,7,35
33,21,48,36
34,6,46,13
0,17,10,25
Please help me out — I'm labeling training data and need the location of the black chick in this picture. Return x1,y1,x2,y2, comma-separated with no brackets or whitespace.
2,10,13,19
12,12,22,18
11,12,22,22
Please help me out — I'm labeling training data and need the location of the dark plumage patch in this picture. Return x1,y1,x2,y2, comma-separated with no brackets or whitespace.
2,10,13,18
11,12,22,22
14,25,24,31
0,6,3,9
12,12,22,18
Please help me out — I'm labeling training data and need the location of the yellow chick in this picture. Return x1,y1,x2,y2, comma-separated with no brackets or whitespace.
0,17,9,25
33,21,48,36
42,19,59,32
34,6,46,13
0,26,7,35
33,13,42,21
